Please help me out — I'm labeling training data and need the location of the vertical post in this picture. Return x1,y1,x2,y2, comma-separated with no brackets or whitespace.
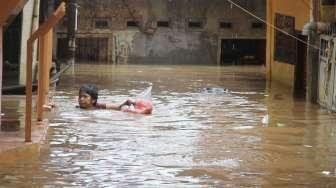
0,27,2,117
25,2,66,142
306,0,319,103
67,0,77,66
37,30,53,121
25,40,33,142
266,0,273,82
37,37,45,121
44,30,53,100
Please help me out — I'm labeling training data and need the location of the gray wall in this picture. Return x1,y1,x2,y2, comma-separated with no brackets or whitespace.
57,0,266,64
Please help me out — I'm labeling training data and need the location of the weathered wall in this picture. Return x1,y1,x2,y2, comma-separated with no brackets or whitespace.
19,0,39,85
58,0,266,64
266,0,310,90
318,3,336,112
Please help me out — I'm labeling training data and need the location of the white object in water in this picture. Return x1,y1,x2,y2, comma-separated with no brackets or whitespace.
261,114,269,125
136,85,152,101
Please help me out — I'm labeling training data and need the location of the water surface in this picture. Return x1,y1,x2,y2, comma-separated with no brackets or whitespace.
1,64,336,187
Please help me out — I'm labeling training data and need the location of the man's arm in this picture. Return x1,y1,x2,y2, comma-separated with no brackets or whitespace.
105,103,121,110
105,99,136,110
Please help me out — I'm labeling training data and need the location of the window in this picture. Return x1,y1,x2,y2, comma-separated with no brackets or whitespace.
127,21,138,27
95,20,108,29
157,21,170,27
219,22,232,29
322,0,336,5
251,22,265,29
274,13,296,65
188,21,202,28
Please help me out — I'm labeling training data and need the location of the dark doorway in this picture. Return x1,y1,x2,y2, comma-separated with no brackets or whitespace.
56,38,68,61
76,38,108,63
57,37,109,63
294,34,307,98
220,39,266,65
3,12,23,87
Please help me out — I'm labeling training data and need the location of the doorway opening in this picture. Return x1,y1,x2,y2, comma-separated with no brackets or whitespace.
3,12,22,87
294,34,307,98
220,39,266,65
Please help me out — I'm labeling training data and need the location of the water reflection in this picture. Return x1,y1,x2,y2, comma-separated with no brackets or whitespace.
1,64,336,187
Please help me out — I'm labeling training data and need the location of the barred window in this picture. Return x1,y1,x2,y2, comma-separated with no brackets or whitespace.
220,22,232,29
127,21,138,27
95,20,108,29
274,13,297,65
157,21,170,27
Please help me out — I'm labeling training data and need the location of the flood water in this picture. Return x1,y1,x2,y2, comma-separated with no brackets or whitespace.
1,64,336,187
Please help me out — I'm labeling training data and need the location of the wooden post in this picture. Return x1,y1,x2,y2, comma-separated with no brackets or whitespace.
25,39,33,142
25,2,65,142
37,37,45,121
45,30,53,104
37,30,53,121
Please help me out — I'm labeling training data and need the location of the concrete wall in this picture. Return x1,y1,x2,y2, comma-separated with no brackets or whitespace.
19,0,39,85
266,0,310,90
57,0,266,64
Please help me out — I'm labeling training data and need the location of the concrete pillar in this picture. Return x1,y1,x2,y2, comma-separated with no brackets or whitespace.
306,0,319,103
266,0,273,82
67,0,77,65
19,0,40,85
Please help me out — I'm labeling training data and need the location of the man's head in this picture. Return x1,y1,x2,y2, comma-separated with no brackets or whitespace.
78,84,98,109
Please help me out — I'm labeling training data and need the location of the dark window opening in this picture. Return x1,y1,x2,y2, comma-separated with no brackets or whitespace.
95,20,108,29
251,22,265,29
127,21,138,27
75,37,108,63
322,0,336,5
220,22,232,29
188,21,202,29
274,13,296,65
3,12,23,87
157,21,169,27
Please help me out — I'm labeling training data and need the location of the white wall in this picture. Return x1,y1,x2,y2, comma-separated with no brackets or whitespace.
19,0,39,85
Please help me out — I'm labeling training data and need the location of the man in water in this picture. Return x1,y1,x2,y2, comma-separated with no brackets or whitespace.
78,84,153,114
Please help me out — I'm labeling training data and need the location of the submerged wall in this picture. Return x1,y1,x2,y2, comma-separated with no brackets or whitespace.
266,0,310,91
57,0,266,64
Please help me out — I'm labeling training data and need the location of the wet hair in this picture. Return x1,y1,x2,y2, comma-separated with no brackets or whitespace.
79,84,98,105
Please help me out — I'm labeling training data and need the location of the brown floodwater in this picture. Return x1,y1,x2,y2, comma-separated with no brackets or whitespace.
1,64,336,187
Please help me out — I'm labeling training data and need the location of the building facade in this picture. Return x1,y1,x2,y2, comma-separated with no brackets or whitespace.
266,0,310,95
56,0,266,65
267,0,336,112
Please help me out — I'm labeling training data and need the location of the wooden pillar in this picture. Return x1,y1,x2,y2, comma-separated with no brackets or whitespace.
44,30,53,101
25,2,65,142
37,30,53,121
25,39,33,142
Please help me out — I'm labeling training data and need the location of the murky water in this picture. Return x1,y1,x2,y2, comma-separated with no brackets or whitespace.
1,64,336,187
